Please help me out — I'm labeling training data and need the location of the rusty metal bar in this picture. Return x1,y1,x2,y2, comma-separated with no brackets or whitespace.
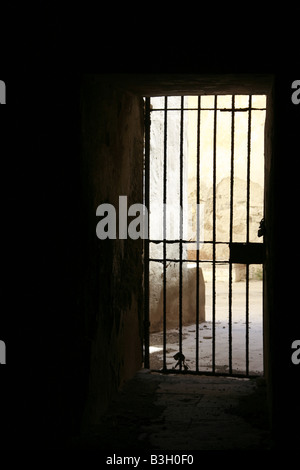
228,95,235,375
163,96,168,371
149,258,230,264
245,95,252,376
179,96,184,370
212,95,217,373
149,239,228,245
246,95,252,245
143,97,151,369
151,107,265,112
195,96,201,372
246,263,250,375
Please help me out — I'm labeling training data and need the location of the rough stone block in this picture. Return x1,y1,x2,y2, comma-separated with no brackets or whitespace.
150,266,205,333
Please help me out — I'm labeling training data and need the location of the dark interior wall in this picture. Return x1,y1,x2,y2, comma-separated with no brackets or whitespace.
270,75,300,447
0,73,145,447
263,82,276,425
0,10,299,449
76,72,300,446
1,63,300,449
0,73,86,447
80,76,145,428
258,73,300,446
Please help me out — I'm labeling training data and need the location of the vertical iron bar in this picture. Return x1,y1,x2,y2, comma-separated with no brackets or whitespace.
229,95,235,375
196,96,201,372
246,265,249,376
179,96,184,370
163,96,168,371
245,94,252,376
246,95,252,244
143,97,151,369
212,96,217,374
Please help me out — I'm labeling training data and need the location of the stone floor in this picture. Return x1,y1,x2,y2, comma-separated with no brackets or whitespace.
150,280,264,375
70,369,273,451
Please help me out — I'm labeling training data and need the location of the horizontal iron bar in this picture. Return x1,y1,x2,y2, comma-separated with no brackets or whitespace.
149,239,230,244
149,368,260,379
219,107,265,112
150,107,266,112
149,258,230,264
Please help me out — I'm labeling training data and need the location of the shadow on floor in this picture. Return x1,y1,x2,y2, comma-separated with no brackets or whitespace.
69,369,272,451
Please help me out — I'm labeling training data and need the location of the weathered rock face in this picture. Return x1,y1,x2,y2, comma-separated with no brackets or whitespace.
205,176,263,241
186,176,264,281
187,177,263,246
150,265,205,333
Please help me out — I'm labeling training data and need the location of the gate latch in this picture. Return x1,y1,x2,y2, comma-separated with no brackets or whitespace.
229,242,265,264
258,218,266,238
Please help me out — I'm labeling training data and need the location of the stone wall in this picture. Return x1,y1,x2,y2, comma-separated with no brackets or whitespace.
150,264,205,332
80,76,144,427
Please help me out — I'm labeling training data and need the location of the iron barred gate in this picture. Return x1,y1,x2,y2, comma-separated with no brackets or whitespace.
144,94,266,377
